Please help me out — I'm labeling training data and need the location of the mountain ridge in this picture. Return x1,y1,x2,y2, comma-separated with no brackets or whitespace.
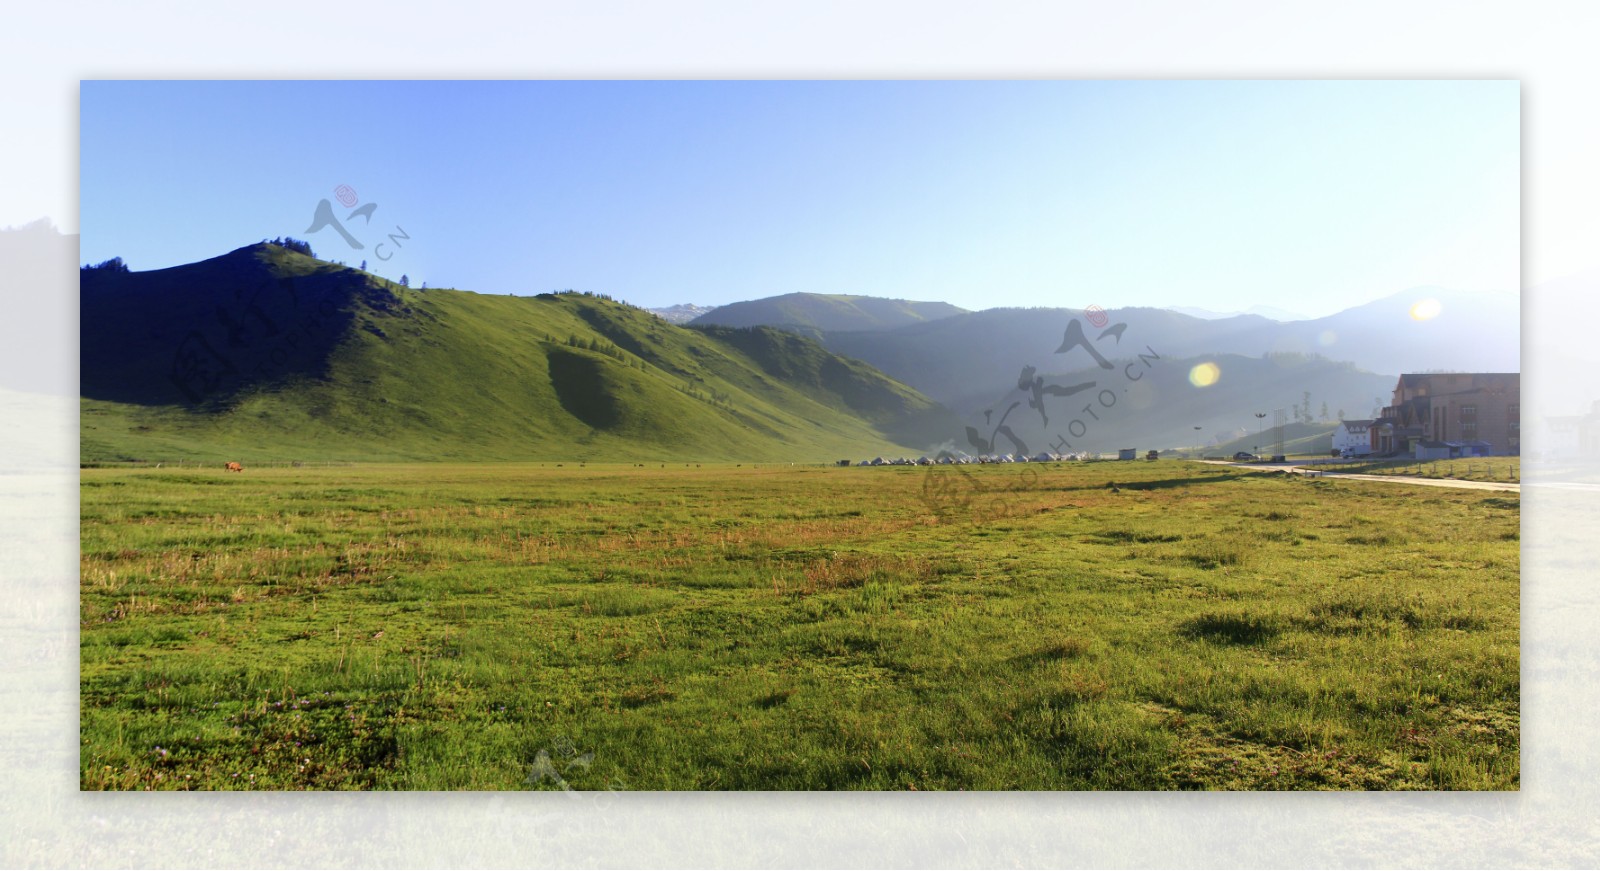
78,242,1521,461
819,289,1517,409
80,244,957,463
689,291,968,334
648,303,718,324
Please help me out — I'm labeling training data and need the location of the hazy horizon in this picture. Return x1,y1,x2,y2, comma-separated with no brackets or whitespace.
49,215,1521,322
64,220,1519,322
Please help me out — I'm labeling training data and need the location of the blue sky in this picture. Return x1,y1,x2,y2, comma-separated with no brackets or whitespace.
80,80,1517,317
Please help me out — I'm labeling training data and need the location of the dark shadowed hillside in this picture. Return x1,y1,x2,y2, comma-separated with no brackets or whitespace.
80,244,954,463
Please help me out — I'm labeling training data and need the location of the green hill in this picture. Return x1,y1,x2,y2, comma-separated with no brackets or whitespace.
689,292,967,335
80,244,956,463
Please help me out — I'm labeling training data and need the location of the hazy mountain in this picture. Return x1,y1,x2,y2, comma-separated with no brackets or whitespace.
937,352,1395,457
1208,422,1340,458
690,292,967,335
820,288,1517,414
648,303,718,324
821,305,1278,412
1292,287,1518,375
80,244,956,463
1168,304,1312,321
0,219,77,396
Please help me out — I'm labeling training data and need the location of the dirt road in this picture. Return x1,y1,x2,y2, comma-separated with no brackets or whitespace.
1201,459,1520,493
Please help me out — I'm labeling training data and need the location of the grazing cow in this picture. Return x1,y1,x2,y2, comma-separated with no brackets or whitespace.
225,462,243,472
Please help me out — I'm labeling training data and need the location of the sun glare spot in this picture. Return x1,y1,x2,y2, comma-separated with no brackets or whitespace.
1188,362,1220,388
1409,298,1443,321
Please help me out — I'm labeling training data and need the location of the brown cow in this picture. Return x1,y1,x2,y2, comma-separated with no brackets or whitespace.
225,462,243,472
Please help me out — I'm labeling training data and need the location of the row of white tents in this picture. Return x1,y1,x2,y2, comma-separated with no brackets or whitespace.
849,451,1093,467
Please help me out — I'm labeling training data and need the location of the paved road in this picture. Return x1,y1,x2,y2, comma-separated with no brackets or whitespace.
1305,471,1519,492
1201,459,1520,493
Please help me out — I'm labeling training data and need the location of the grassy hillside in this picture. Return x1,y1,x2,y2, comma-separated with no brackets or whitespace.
690,292,967,334
688,324,958,447
81,244,953,463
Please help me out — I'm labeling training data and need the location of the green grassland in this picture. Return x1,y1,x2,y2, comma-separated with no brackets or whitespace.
80,460,1518,790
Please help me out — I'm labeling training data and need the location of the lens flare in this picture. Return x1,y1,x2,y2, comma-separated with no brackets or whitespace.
1409,298,1443,321
1188,362,1220,387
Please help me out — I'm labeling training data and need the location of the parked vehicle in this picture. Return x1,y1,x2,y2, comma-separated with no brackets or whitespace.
1233,451,1257,461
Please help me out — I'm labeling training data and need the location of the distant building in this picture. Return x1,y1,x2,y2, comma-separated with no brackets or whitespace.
1370,373,1520,456
1117,448,1137,460
1332,419,1374,456
1413,439,1494,460
1543,400,1600,458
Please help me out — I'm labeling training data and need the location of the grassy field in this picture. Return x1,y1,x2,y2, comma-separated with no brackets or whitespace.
1332,457,1521,483
80,460,1519,790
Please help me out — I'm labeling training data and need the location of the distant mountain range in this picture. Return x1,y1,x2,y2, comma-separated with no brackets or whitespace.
944,353,1394,459
688,288,1515,453
661,287,1515,381
690,292,968,335
1167,304,1313,321
77,241,1522,461
647,303,718,324
817,289,1517,407
80,244,955,463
